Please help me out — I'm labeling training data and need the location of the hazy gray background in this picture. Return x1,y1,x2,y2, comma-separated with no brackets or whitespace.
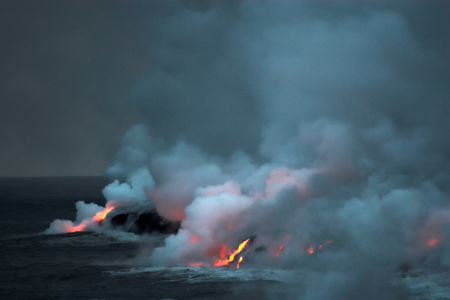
0,0,448,177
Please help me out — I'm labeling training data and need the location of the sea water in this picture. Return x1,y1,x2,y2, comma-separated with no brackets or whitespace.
1,177,449,299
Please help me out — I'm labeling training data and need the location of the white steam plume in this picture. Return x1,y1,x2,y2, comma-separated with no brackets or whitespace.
45,2,449,299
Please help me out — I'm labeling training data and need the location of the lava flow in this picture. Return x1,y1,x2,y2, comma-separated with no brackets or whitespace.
237,256,244,269
307,240,334,255
275,235,292,258
68,205,116,233
93,206,116,222
213,238,250,268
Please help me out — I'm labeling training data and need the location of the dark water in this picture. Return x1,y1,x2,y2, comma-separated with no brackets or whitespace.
0,177,274,300
1,177,449,300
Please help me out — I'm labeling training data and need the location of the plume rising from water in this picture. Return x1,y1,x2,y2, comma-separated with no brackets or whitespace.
45,2,449,298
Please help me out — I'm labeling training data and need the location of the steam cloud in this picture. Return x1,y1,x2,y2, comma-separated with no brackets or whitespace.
46,2,449,299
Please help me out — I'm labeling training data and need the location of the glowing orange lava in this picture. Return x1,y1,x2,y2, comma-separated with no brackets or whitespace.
69,222,87,233
275,235,291,258
66,205,116,233
307,240,334,255
318,240,334,250
229,239,250,262
189,236,201,243
93,206,116,222
213,238,250,268
237,256,243,269
426,237,444,248
276,245,285,258
188,262,204,267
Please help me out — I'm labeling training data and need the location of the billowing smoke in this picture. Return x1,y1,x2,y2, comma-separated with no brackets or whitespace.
46,2,449,299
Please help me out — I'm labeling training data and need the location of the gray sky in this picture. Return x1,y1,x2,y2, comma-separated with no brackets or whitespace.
0,0,448,177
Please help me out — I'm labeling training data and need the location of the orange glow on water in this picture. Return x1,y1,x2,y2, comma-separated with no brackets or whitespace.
188,262,204,267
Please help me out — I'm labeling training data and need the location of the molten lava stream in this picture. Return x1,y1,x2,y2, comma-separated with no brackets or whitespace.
236,256,243,269
275,245,284,258
307,240,334,255
93,206,116,222
69,222,87,233
213,238,250,268
68,205,116,233
275,235,291,258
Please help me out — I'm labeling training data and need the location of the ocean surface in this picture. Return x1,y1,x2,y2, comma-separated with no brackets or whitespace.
1,177,449,300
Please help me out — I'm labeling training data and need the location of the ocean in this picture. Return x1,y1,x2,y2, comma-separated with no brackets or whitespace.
0,177,285,299
1,177,449,299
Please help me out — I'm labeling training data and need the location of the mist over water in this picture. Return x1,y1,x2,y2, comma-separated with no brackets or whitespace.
18,1,450,299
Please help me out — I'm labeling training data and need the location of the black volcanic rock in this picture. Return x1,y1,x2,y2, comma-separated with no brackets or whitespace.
110,213,128,226
108,209,180,235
